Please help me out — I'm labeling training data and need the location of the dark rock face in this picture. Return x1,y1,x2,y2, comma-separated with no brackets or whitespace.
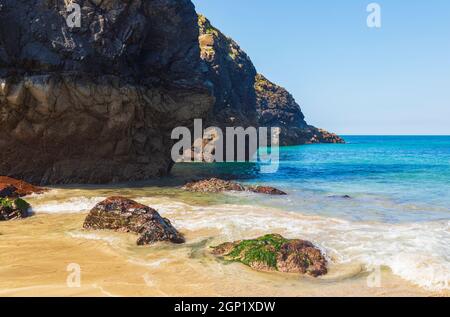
198,16,344,147
182,178,286,195
198,15,257,131
0,0,214,184
255,74,345,146
212,234,328,277
83,196,185,245
0,197,30,221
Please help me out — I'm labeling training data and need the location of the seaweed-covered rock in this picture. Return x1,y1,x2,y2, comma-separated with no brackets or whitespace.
0,176,46,198
0,197,30,221
182,178,286,195
83,196,184,246
212,234,327,277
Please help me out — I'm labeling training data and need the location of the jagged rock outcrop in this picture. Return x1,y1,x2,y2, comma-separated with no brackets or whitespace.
0,176,46,197
212,234,328,277
0,0,214,184
198,15,344,147
255,74,344,145
182,178,287,195
198,14,257,130
83,196,185,245
0,197,30,221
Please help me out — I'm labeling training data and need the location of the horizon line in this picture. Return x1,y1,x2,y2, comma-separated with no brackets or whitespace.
339,134,450,136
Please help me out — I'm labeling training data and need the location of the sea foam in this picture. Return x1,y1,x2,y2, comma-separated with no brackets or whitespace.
175,205,450,291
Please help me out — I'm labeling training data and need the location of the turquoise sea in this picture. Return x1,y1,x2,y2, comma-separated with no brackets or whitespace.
251,135,450,223
172,136,450,290
176,136,450,223
28,136,450,292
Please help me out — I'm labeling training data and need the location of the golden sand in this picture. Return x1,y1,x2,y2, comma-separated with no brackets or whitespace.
0,209,445,297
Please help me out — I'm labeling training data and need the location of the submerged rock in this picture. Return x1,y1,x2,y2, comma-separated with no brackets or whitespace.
212,234,328,277
182,178,286,195
83,196,185,246
247,186,287,196
0,176,46,198
329,195,352,199
0,197,30,221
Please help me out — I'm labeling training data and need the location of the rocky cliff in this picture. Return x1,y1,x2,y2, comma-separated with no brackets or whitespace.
255,74,344,145
0,0,214,184
198,14,257,130
198,15,344,146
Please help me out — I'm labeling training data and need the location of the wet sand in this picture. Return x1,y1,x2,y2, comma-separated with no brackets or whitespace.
0,210,445,297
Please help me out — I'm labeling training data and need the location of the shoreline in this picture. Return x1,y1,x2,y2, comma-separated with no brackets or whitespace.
1,186,448,297
0,213,442,297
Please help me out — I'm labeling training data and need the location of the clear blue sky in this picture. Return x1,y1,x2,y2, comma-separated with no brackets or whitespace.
192,0,450,135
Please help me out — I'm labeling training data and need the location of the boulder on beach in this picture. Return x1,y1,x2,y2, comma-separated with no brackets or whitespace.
212,234,328,277
182,178,287,195
83,196,185,246
0,176,46,198
0,197,30,221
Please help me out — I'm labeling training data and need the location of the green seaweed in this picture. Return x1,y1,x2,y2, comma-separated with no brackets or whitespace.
14,198,30,213
224,234,289,270
0,198,14,209
0,197,30,213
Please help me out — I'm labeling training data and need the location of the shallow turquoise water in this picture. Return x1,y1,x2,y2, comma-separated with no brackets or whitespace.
175,136,450,223
30,136,449,291
248,136,450,223
171,136,450,290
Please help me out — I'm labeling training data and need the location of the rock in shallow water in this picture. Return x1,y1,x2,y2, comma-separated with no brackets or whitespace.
212,234,328,277
0,197,30,221
182,178,287,195
182,178,245,193
246,186,287,196
83,196,185,246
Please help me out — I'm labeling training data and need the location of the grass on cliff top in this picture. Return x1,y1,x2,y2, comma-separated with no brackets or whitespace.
223,234,289,269
0,197,30,212
198,14,219,36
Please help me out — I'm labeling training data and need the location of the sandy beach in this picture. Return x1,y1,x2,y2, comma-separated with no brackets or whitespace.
0,187,447,297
